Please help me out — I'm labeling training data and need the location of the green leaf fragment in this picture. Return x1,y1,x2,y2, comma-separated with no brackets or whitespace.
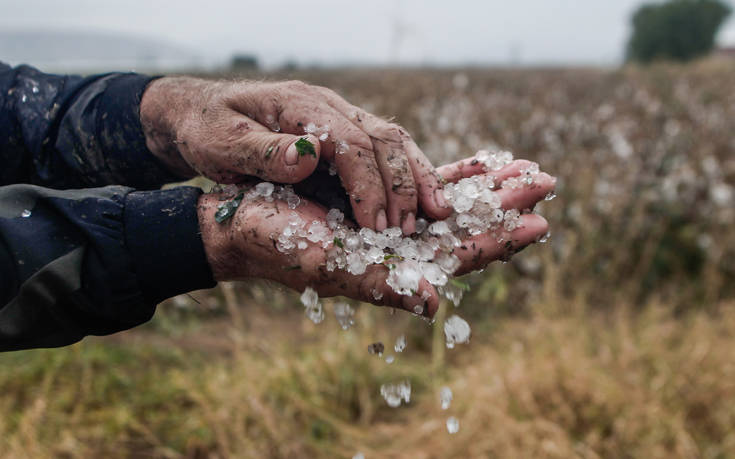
284,265,302,271
265,146,274,158
333,237,344,248
383,254,404,261
214,192,245,223
295,138,316,157
449,278,471,291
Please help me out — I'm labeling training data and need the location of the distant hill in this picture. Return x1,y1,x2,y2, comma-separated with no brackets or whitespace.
0,29,205,73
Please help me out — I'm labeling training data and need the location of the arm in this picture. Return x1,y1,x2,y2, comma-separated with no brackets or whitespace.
0,183,215,351
0,62,180,189
1,61,451,233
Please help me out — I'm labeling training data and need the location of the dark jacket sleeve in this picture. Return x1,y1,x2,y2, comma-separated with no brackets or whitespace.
0,61,181,189
0,184,215,351
0,63,215,351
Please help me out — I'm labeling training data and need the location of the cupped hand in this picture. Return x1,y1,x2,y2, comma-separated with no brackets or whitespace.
197,158,555,318
141,77,449,234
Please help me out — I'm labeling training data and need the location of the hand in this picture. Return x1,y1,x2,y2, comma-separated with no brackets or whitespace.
141,77,450,234
197,158,555,317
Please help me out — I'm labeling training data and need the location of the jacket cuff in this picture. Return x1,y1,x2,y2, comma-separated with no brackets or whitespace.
124,186,216,304
97,74,181,189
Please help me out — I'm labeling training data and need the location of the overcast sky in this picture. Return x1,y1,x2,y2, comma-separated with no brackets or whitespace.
2,0,735,68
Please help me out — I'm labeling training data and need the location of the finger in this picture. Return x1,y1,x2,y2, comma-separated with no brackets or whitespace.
237,129,321,184
436,159,539,187
371,127,418,234
452,214,549,275
277,102,389,231
400,134,451,221
181,112,321,184
315,88,423,232
495,172,556,211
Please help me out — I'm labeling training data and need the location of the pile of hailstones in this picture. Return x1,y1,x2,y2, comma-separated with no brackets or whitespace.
220,149,552,436
284,149,546,316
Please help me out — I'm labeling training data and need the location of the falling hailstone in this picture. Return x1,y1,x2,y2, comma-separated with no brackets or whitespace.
446,416,460,434
334,302,355,330
440,386,453,410
353,453,365,459
20,209,31,218
385,355,395,364
380,380,411,408
300,287,324,324
444,315,471,349
394,334,406,353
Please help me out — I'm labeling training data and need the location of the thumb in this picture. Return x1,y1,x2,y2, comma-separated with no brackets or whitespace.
236,129,321,184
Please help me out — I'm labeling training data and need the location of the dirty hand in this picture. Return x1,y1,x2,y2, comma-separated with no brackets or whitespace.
141,77,449,235
197,159,555,318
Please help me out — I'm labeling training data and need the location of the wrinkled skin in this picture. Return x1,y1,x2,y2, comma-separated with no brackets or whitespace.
198,159,556,318
141,77,450,235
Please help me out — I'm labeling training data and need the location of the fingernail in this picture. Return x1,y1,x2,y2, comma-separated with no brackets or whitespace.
285,142,299,165
402,212,415,235
434,188,447,208
376,209,387,231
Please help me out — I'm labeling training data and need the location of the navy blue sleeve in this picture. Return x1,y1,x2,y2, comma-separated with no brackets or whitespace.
0,61,181,189
0,62,216,351
0,185,215,351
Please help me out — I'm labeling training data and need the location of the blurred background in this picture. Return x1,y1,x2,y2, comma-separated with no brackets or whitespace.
2,0,735,457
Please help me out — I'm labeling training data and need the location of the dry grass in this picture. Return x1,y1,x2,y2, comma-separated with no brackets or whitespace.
1,300,734,458
2,60,735,458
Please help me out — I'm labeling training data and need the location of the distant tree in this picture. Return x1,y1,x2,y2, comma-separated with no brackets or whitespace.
627,0,732,63
230,54,259,71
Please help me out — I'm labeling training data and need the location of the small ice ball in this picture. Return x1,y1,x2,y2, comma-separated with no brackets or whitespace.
428,221,450,235
366,246,385,263
305,303,324,324
334,302,355,330
446,416,460,434
380,380,411,408
421,262,448,286
435,252,461,274
255,182,274,197
386,260,422,296
394,334,406,353
326,208,344,228
415,217,428,234
444,314,471,348
300,287,318,308
440,386,453,410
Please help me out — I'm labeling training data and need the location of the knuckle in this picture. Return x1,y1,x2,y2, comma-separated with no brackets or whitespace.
373,122,403,143
393,181,417,198
285,80,310,92
345,129,374,152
